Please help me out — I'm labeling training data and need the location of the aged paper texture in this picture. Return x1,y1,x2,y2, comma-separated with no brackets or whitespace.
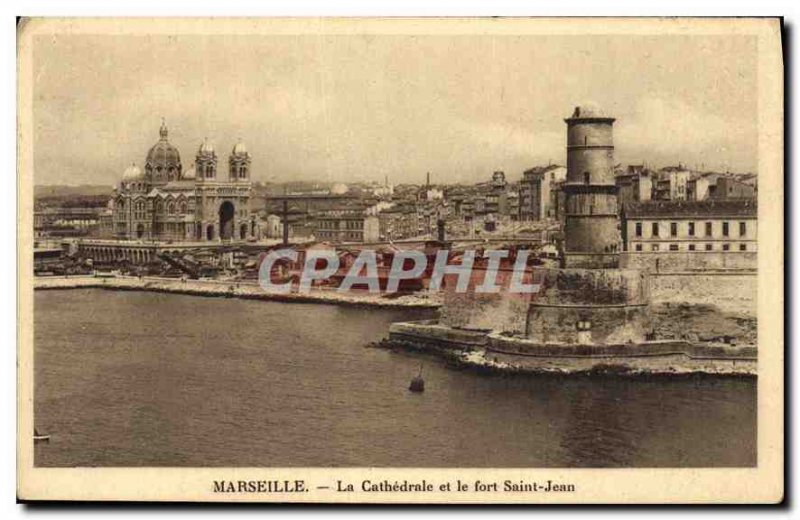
17,17,783,503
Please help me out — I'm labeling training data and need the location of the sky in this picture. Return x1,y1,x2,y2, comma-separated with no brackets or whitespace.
32,32,758,186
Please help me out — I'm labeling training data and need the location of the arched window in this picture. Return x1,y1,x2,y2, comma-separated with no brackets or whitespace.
583,172,590,185
179,201,187,214
134,200,145,220
167,201,175,215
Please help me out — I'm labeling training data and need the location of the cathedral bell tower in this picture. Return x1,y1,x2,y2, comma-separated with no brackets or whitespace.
228,141,251,182
195,138,217,181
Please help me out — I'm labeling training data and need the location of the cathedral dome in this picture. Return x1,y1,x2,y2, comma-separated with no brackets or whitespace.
122,163,142,180
145,119,182,181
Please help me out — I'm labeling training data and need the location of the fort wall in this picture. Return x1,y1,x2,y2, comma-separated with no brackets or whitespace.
650,273,756,315
620,251,757,272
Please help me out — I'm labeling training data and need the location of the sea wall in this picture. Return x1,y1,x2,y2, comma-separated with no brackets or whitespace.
384,322,757,377
487,334,757,359
388,320,488,351
33,275,441,309
469,350,756,377
439,290,530,334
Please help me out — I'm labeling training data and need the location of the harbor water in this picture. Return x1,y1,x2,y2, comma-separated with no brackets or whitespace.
34,289,756,467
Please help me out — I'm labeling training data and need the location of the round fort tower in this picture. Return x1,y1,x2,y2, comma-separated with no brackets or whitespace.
562,104,620,268
517,104,652,347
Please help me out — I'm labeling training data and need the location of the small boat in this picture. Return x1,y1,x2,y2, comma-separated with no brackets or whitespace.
409,364,425,393
34,428,50,444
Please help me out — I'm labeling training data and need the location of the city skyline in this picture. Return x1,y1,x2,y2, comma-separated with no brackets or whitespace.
34,33,758,186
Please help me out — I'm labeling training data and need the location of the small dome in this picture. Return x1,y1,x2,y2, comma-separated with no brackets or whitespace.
570,102,607,119
183,162,196,179
232,141,247,155
198,138,215,154
122,163,142,180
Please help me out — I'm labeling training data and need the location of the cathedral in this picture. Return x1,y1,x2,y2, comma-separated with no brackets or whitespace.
111,120,255,242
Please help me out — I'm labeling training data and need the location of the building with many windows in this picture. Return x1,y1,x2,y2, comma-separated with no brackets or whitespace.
313,209,380,243
110,120,254,242
621,199,757,253
518,165,566,221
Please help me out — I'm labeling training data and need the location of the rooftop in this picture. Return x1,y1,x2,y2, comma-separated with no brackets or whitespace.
624,199,757,218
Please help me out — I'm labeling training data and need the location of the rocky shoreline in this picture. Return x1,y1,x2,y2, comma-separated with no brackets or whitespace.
33,275,441,309
381,321,757,378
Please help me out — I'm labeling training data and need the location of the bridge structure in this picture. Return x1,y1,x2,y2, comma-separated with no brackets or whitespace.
63,238,279,265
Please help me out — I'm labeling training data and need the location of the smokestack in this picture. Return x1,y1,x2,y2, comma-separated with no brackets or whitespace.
426,172,431,187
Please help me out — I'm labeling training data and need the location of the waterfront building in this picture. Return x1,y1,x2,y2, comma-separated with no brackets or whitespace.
110,121,254,242
620,199,757,254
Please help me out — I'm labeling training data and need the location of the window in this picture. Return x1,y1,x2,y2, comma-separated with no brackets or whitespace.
669,244,679,251
705,222,712,236
688,244,696,251
635,222,642,237
688,222,695,236
670,222,677,236
722,222,729,237
739,244,747,251
652,222,659,237
739,222,746,236
584,172,590,185
705,244,713,251
635,244,642,252
723,244,730,251
651,244,659,252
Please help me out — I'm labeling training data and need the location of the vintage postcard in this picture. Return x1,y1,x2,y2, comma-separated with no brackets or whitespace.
17,17,783,503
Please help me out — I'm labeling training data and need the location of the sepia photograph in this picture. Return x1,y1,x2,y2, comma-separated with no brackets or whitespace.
16,16,784,503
